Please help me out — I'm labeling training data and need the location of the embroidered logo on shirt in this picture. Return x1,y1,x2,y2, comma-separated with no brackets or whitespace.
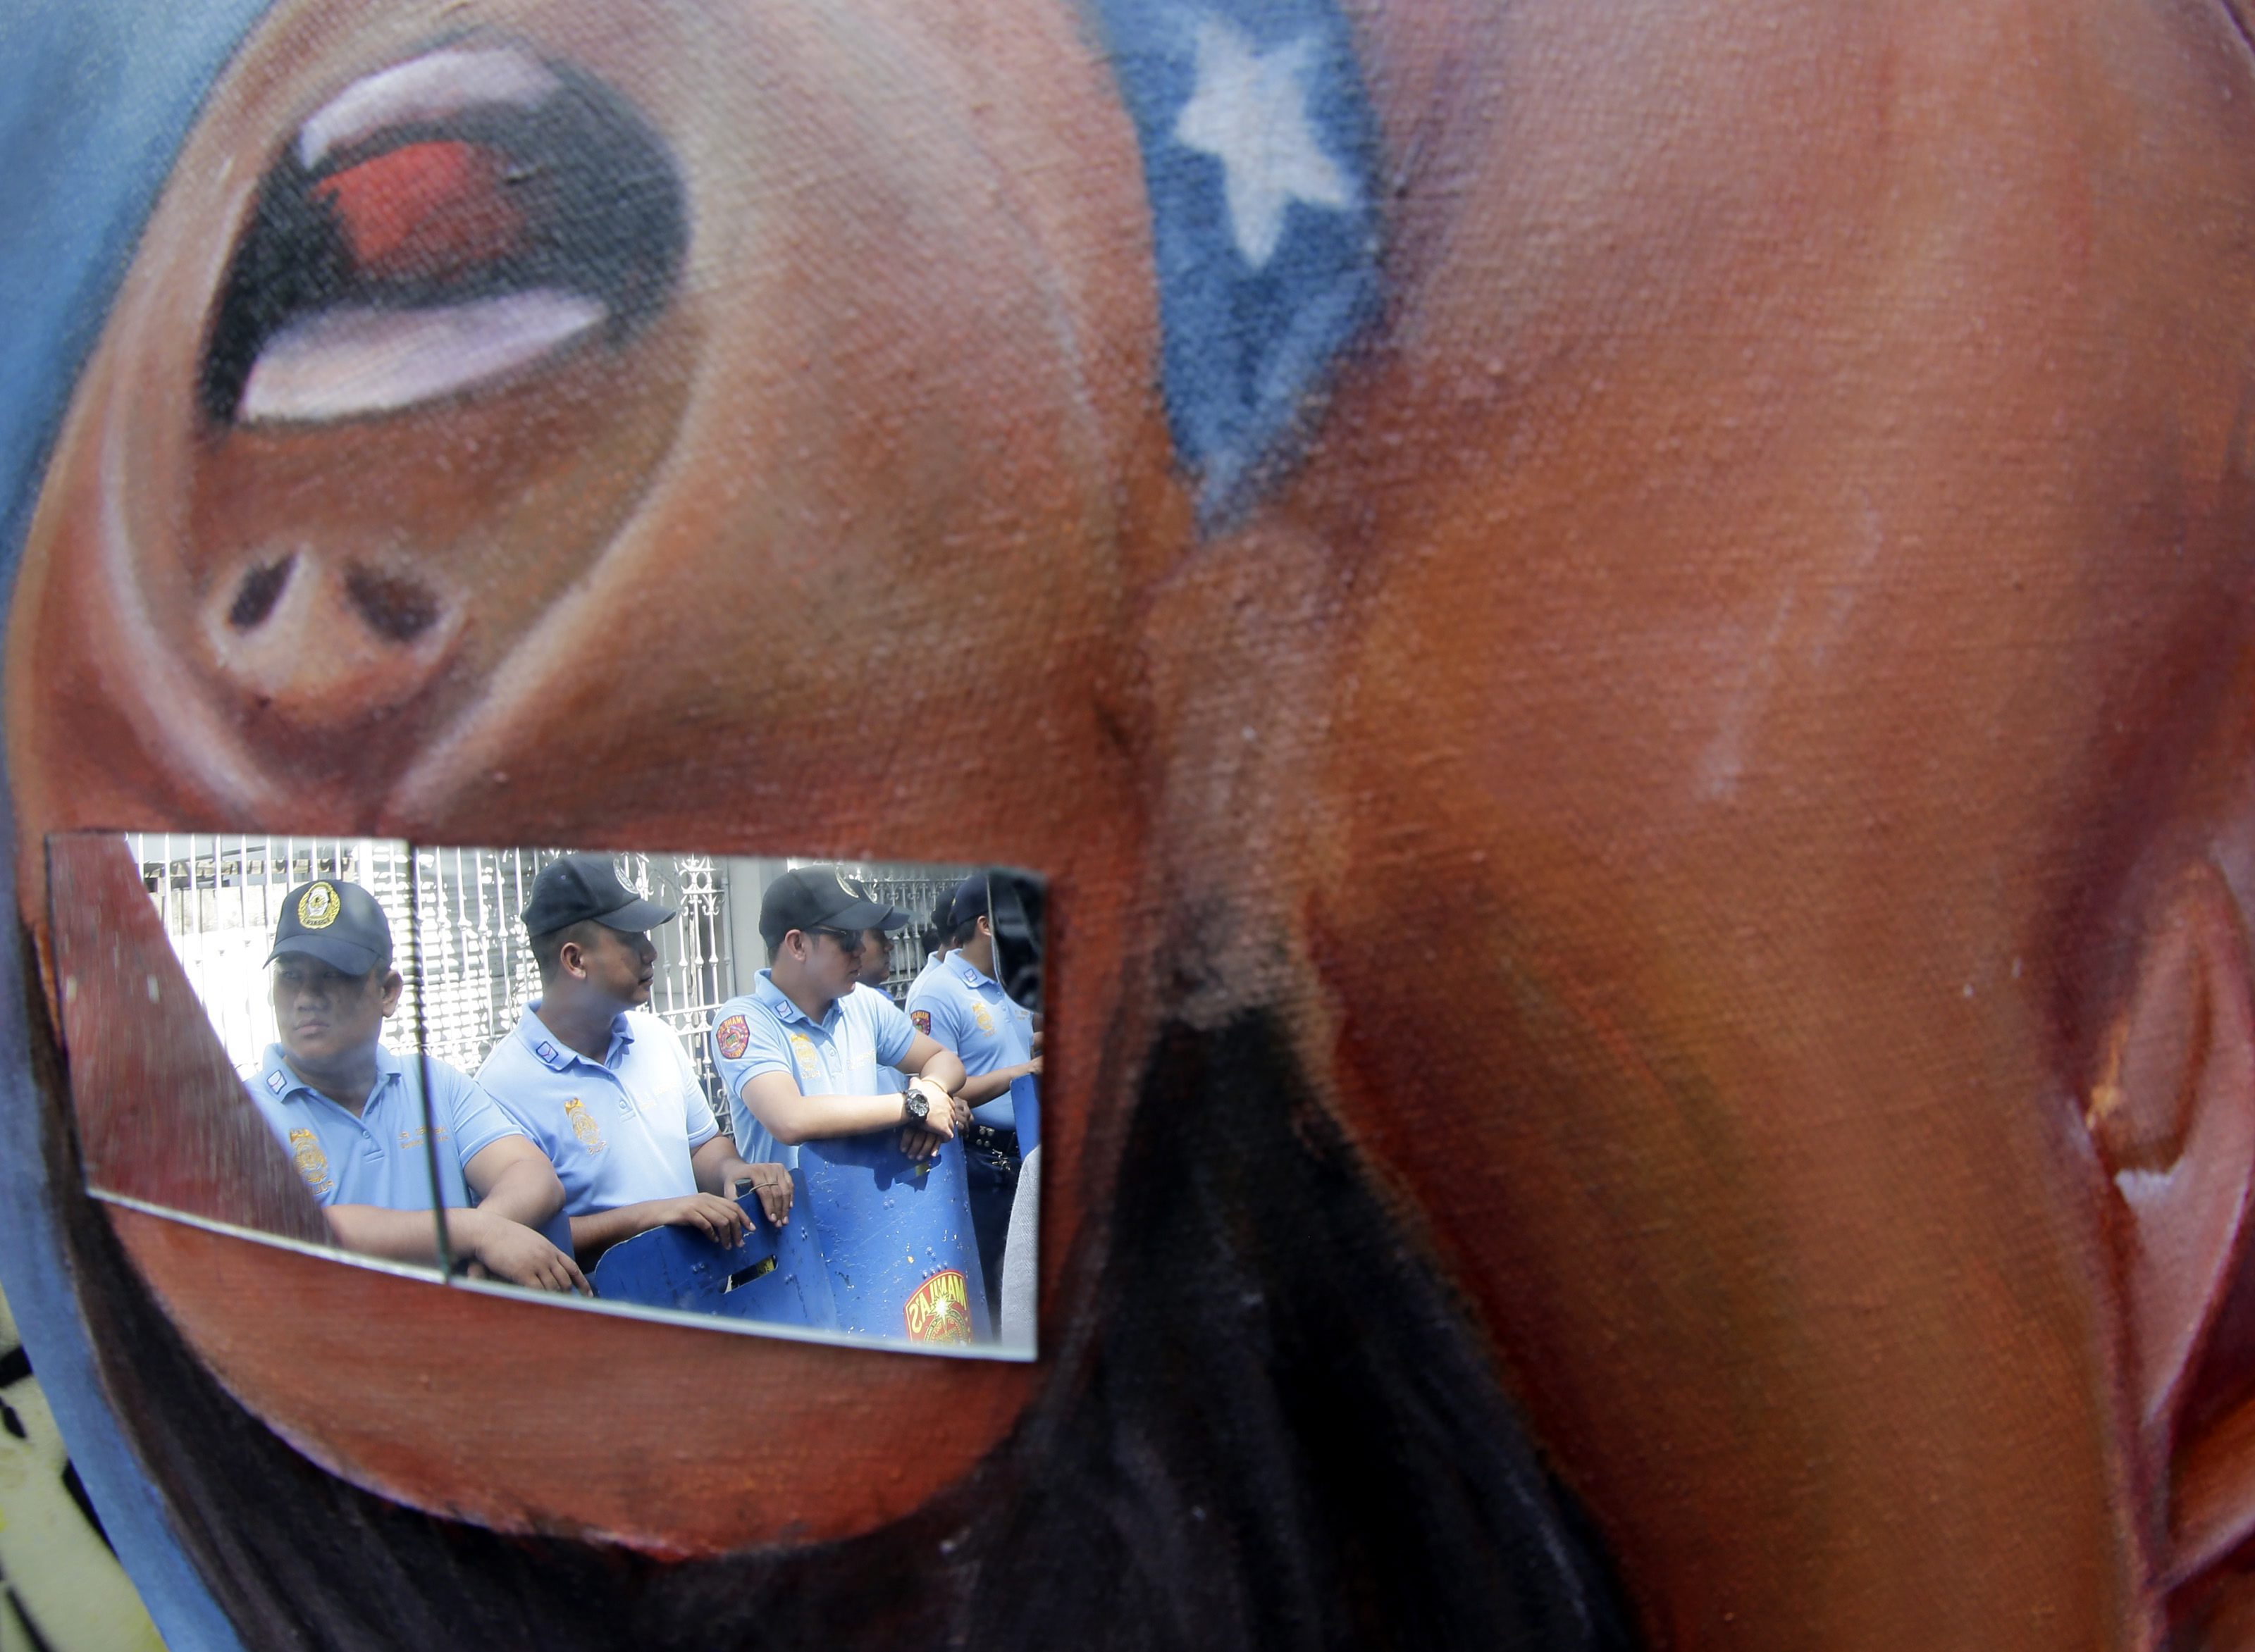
789,1032,823,1086
564,1097,607,1153
296,881,340,929
910,1009,931,1035
535,1039,560,1064
972,1002,995,1036
265,1068,287,1094
715,1014,750,1060
288,1127,333,1195
904,1269,974,1346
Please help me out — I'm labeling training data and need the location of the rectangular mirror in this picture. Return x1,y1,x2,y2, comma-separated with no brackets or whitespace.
51,832,447,1280
51,833,1044,1358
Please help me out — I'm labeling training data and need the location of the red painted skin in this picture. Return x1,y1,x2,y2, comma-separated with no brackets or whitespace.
16,0,2255,1644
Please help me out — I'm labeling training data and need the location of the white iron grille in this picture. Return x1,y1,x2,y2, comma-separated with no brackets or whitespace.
128,836,739,1116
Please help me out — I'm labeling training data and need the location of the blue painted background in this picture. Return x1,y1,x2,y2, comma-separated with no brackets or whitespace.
0,4,276,1647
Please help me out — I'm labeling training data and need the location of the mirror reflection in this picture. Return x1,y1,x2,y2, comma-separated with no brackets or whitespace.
74,835,1045,1357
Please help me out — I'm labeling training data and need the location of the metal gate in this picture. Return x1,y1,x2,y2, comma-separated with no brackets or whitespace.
130,836,739,1114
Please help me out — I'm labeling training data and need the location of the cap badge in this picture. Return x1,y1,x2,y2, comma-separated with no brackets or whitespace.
297,881,340,930
832,868,860,900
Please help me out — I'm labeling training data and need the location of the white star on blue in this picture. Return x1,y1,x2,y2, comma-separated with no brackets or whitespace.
1173,20,1356,269
1093,0,1384,528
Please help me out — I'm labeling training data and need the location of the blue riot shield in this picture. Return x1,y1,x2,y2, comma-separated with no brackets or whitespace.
589,1181,839,1330
796,1133,990,1346
1010,1072,1040,1157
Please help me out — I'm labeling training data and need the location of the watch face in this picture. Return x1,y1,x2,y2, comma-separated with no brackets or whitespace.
906,1091,928,1120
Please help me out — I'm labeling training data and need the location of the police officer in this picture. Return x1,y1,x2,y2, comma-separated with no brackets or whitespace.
251,878,586,1293
912,893,956,986
906,870,1039,1318
855,922,896,993
708,865,968,1171
476,853,788,1267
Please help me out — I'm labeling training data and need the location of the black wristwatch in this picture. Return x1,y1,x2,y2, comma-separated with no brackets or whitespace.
901,1085,931,1124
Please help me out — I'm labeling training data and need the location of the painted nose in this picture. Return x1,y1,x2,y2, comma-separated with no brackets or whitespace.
202,547,456,727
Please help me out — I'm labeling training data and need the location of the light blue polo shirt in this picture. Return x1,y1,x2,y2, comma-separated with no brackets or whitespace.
476,1006,717,1216
709,974,917,1169
250,1043,519,1211
906,953,1033,1131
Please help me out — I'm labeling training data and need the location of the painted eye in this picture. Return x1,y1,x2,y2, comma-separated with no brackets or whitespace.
199,43,687,426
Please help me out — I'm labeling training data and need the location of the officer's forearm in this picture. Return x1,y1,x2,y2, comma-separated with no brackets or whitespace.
324,1204,494,1268
569,1202,675,1260
476,1157,564,1229
954,1064,1026,1106
913,1050,968,1095
689,1135,753,1195
757,1088,930,1145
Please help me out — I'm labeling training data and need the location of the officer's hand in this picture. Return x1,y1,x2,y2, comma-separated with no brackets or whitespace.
662,1193,753,1247
474,1219,590,1294
746,1162,792,1226
898,1126,946,1161
1024,1054,1042,1079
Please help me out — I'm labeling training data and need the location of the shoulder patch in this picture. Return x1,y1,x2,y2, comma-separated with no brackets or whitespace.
910,1008,932,1035
715,1014,750,1060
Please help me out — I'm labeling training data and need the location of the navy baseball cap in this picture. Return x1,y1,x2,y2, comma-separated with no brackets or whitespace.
760,865,909,942
522,852,677,938
266,879,393,975
947,871,991,930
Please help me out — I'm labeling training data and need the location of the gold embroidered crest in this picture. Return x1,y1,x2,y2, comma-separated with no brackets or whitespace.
564,1097,607,1153
789,1032,823,1085
972,1002,995,1036
903,1269,974,1345
297,881,340,929
288,1127,333,1195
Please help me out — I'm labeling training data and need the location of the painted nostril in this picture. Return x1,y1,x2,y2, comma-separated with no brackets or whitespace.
343,564,440,642
227,556,295,630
